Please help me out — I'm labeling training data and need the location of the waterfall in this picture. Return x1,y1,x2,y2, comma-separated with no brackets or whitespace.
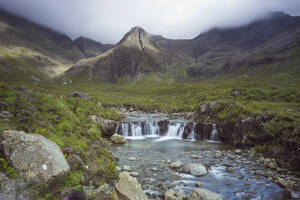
177,124,185,138
131,123,142,137
166,123,182,137
121,122,129,137
211,124,219,141
188,123,196,141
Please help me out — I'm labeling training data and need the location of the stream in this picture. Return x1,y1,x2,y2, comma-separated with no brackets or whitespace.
111,113,292,200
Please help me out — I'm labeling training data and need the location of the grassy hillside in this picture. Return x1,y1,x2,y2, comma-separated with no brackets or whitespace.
0,83,120,199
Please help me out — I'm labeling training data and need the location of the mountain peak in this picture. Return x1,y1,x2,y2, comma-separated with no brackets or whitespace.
117,26,151,50
268,11,290,19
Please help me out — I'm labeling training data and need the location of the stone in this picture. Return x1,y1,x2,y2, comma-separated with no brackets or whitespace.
116,166,122,172
0,111,13,118
277,177,294,191
170,160,182,169
89,115,117,137
151,167,158,171
158,120,169,135
0,177,32,200
1,130,70,185
185,163,207,176
129,157,137,161
191,155,200,159
187,188,223,200
195,182,202,187
67,92,91,99
112,172,148,200
111,134,126,144
231,90,241,97
123,165,133,172
130,172,139,177
235,149,242,154
227,167,234,173
165,189,184,200
68,154,85,170
18,85,27,91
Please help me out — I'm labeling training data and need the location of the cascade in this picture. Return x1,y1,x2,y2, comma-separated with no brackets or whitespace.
211,124,219,141
188,123,196,141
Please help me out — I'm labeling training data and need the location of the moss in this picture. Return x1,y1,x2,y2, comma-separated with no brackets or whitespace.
0,158,18,178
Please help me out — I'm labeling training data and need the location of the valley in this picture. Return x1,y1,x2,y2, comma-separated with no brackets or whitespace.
0,7,299,200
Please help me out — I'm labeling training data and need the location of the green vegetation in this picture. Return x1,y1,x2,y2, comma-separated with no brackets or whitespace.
0,158,18,178
0,83,119,199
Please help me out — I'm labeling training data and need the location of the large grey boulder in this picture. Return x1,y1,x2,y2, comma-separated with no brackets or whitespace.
0,130,70,185
185,163,207,176
112,172,148,200
186,188,223,200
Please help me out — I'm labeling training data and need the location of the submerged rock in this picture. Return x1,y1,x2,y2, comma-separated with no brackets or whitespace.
185,163,207,176
1,130,70,185
170,160,183,169
165,189,184,200
111,134,126,144
186,188,223,200
113,172,148,200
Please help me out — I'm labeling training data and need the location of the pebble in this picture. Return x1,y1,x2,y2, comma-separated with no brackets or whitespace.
130,172,139,177
123,165,133,172
235,149,242,154
129,157,136,161
191,155,200,159
195,182,202,187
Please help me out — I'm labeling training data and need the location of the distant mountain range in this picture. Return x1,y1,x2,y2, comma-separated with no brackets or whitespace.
0,9,299,82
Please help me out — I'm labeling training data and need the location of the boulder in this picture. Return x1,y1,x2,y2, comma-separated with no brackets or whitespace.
111,134,126,144
170,160,182,169
185,163,207,176
186,188,223,200
165,189,184,200
68,92,91,99
0,172,32,200
112,172,148,200
89,115,117,137
0,130,70,185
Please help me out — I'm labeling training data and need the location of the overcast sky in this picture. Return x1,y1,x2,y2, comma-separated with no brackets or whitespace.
0,0,300,44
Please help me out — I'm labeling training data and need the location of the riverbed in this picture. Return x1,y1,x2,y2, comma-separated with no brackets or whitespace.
110,113,293,200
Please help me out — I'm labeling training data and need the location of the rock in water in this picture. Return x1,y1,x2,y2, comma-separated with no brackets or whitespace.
170,160,183,169
113,172,148,200
187,188,223,200
0,130,70,185
185,163,207,176
111,134,126,144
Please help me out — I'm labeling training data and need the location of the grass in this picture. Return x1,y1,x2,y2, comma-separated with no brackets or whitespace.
0,83,119,199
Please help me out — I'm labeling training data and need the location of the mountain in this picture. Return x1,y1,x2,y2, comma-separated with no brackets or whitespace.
65,12,300,82
66,26,183,82
73,37,113,58
0,9,113,81
152,12,300,78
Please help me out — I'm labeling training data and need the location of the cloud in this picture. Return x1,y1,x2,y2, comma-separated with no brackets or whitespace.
0,0,299,43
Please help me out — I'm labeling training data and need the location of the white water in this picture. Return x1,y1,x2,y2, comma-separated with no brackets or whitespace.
117,119,219,142
187,123,196,141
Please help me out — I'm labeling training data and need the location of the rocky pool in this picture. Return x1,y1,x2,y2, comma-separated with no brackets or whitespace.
110,113,296,200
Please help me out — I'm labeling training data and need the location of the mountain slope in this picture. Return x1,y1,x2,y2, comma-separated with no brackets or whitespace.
152,12,300,78
65,12,300,82
0,9,113,81
66,27,183,82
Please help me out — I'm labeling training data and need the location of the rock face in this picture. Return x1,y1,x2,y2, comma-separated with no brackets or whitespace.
158,120,169,135
187,188,224,200
185,163,207,176
111,134,126,144
113,172,148,200
89,115,117,137
182,123,193,139
0,130,70,185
